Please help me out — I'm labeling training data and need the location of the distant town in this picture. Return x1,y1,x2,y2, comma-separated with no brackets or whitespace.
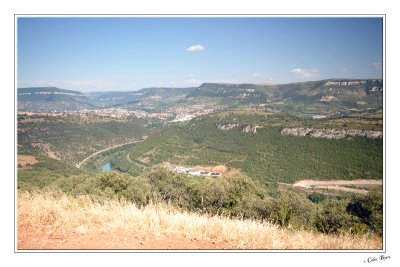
17,104,224,122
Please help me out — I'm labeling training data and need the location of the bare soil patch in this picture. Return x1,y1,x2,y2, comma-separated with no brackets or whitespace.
163,162,228,173
293,179,382,194
192,164,227,173
18,155,39,167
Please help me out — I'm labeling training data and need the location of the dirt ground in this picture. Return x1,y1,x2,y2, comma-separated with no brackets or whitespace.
17,155,39,167
17,225,233,250
293,179,382,194
192,164,227,173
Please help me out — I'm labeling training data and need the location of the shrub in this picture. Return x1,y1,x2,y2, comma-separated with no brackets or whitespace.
58,171,151,205
308,192,325,203
315,198,360,234
270,189,317,229
145,167,271,219
347,188,383,236
201,174,271,218
145,167,203,209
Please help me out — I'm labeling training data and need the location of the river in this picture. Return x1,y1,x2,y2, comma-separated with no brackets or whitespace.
101,161,112,171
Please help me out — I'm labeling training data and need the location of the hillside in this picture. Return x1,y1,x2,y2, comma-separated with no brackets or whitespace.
18,87,96,111
17,113,152,164
17,79,383,115
101,111,382,183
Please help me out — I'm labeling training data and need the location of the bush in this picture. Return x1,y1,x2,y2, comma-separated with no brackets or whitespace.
315,198,360,234
201,173,271,218
58,171,151,205
308,192,325,203
270,189,317,229
145,167,203,209
145,167,271,219
347,188,383,236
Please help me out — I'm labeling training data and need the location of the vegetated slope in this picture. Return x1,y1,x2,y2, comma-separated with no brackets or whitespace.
263,79,383,116
18,190,382,250
17,113,151,164
183,79,382,114
124,112,382,183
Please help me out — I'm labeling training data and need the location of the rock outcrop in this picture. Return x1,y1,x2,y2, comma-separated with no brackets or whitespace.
281,127,382,139
325,80,367,86
217,123,240,130
242,125,261,134
217,124,261,134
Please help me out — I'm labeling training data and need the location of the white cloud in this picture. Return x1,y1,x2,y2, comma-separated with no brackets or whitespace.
290,68,320,79
186,44,205,52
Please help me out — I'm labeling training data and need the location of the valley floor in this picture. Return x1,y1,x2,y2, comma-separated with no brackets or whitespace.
17,191,382,250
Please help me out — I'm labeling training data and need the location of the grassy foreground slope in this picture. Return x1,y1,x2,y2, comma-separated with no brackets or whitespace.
18,191,382,250
125,113,382,183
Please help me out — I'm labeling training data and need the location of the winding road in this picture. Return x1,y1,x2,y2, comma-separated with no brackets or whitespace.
76,140,142,168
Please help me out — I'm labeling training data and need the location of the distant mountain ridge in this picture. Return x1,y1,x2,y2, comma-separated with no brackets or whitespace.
18,87,94,112
17,78,383,113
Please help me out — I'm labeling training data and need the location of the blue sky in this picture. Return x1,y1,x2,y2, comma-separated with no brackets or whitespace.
17,17,383,92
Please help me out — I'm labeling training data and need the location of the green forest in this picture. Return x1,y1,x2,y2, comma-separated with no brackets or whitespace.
104,113,383,183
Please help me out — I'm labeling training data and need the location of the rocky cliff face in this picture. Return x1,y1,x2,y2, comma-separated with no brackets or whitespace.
217,123,240,130
217,124,261,134
325,80,367,86
281,127,382,139
242,125,260,134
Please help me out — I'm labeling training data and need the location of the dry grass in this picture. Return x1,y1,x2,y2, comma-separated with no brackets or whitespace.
18,191,382,250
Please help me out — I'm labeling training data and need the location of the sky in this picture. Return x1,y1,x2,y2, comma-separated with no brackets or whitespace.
17,17,383,92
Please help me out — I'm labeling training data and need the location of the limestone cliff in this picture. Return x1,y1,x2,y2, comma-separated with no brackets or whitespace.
281,127,382,139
